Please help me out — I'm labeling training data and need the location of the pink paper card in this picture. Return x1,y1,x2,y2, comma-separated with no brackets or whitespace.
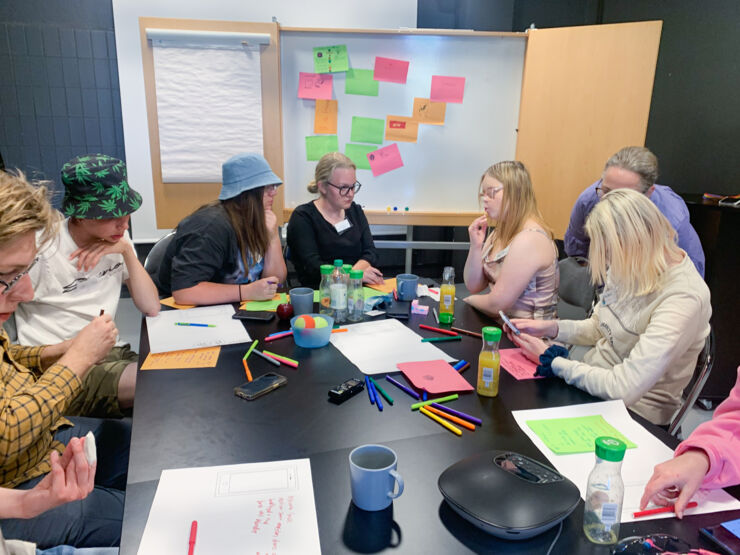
430,75,466,103
367,143,403,177
298,72,333,100
500,348,542,380
373,56,410,84
398,359,474,395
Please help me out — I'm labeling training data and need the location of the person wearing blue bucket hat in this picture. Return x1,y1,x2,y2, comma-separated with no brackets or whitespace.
153,153,287,305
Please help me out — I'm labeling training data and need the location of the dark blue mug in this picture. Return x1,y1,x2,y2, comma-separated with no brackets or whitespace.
396,274,419,301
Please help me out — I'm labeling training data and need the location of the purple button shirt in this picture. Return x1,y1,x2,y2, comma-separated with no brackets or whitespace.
564,181,705,277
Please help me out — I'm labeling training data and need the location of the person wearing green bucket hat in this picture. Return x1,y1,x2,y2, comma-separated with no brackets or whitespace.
153,152,287,305
14,154,161,418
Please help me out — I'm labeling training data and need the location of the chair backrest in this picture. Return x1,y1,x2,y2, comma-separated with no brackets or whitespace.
557,256,597,320
668,327,715,437
144,231,175,278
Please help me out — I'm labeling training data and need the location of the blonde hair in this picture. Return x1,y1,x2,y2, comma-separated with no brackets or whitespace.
307,152,356,194
480,160,552,249
604,146,658,192
586,188,682,298
0,170,59,248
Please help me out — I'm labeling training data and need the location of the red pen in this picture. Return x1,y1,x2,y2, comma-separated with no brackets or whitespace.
632,501,698,518
419,324,459,337
188,520,197,555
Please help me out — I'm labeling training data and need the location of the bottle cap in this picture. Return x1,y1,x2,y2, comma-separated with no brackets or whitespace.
333,259,343,266
443,266,455,280
342,264,352,273
320,264,333,275
482,326,501,341
349,269,363,279
438,312,454,324
594,436,626,462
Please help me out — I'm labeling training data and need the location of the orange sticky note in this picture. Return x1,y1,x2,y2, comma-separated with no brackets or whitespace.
385,116,418,143
411,97,446,125
366,278,396,295
140,346,221,370
159,296,196,310
314,99,337,134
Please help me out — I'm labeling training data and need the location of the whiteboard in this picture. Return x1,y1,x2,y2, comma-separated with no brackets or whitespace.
281,31,526,214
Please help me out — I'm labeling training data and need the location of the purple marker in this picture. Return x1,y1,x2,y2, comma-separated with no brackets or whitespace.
385,376,420,400
430,402,483,426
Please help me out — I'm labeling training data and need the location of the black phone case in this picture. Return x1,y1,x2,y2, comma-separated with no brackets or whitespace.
386,300,411,319
232,310,275,321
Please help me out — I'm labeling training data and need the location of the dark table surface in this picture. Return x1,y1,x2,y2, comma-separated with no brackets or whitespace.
121,294,740,554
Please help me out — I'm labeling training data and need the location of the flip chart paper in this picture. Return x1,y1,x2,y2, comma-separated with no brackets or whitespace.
140,347,221,370
367,143,403,177
313,44,349,73
398,359,474,394
430,75,466,103
500,348,541,380
345,143,375,170
385,116,419,143
411,97,446,125
345,68,379,96
350,116,385,144
314,99,337,134
526,415,636,454
305,135,339,161
373,56,409,84
297,72,333,100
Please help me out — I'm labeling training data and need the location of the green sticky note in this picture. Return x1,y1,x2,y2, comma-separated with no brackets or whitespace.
345,69,379,96
526,415,636,455
345,144,375,170
243,298,283,311
350,117,385,145
306,135,339,161
313,45,349,73
313,290,320,302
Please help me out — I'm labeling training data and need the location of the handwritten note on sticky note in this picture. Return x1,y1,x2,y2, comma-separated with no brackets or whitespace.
298,72,333,100
306,135,339,161
345,68,379,96
526,415,636,455
313,45,349,73
367,143,403,177
314,99,337,134
350,116,385,144
500,348,541,380
430,75,466,103
345,143,375,170
398,359,474,395
385,116,419,143
412,97,446,125
141,346,221,370
374,56,409,84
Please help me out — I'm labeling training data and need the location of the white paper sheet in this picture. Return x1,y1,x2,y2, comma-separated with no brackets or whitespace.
152,46,264,183
329,318,455,375
512,400,740,522
146,304,250,353
138,459,320,555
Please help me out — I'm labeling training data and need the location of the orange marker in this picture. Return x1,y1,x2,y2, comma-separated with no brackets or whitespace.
331,328,348,334
425,405,476,431
242,359,253,382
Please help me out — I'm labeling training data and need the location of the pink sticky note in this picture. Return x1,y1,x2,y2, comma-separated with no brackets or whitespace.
373,56,410,84
500,348,542,380
367,143,403,177
430,75,465,103
398,359,474,395
298,72,333,100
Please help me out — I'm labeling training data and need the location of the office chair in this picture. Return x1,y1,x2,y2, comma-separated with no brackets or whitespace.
144,231,175,278
668,328,715,437
556,257,597,320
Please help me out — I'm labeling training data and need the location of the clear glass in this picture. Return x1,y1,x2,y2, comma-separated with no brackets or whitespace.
319,270,333,316
477,333,500,397
330,263,348,323
347,276,364,322
439,266,455,324
583,457,624,544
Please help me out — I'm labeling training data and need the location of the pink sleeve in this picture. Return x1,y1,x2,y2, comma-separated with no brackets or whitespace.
675,367,740,489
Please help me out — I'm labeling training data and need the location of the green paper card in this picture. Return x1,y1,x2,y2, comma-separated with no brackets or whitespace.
313,45,349,73
526,415,636,455
345,69,379,96
350,117,385,145
345,144,375,169
305,135,339,161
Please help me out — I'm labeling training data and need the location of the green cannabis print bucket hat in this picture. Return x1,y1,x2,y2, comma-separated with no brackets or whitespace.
61,154,142,219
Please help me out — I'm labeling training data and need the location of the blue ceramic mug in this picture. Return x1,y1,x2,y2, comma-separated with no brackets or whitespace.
349,444,404,511
396,274,419,301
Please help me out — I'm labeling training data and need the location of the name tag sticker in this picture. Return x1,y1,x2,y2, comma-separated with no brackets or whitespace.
334,219,352,234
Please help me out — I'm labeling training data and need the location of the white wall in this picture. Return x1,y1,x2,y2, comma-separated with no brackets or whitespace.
112,0,417,242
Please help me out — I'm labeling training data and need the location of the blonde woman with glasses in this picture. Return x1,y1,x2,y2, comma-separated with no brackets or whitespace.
508,189,711,426
463,160,559,320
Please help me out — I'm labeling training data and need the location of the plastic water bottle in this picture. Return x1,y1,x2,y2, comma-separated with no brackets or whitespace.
319,264,333,316
347,269,364,322
583,437,626,545
330,259,348,323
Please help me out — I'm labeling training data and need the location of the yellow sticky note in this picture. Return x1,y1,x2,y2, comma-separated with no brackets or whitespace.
314,99,338,134
385,116,419,143
411,97,446,125
140,346,221,370
159,297,195,310
366,278,397,295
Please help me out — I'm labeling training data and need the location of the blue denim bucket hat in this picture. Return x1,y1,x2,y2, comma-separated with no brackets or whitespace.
219,153,282,200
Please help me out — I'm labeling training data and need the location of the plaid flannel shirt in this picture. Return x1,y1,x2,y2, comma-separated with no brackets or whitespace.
0,329,82,487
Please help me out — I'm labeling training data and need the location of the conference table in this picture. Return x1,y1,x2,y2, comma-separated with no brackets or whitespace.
120,292,740,554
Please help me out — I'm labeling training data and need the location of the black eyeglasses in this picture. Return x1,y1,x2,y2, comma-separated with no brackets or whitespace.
0,257,39,295
326,181,362,197
612,534,699,554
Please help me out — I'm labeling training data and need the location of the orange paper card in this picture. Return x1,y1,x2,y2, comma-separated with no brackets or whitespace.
385,116,419,143
411,97,446,125
398,359,474,395
366,278,397,295
160,296,196,310
500,348,542,380
141,346,221,370
314,99,338,134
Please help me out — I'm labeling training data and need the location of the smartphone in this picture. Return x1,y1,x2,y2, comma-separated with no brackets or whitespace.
232,310,275,322
385,300,411,319
233,372,287,401
700,519,740,555
498,310,521,335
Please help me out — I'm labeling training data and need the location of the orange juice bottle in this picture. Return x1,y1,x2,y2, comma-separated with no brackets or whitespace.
439,266,455,324
477,326,502,397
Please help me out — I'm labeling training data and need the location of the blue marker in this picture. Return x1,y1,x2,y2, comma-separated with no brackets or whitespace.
453,360,468,370
175,322,215,328
365,376,376,405
371,381,383,412
423,390,428,401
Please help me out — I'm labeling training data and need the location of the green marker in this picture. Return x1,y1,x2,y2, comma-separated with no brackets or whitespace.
411,394,459,411
421,336,462,343
369,377,394,405
243,339,259,361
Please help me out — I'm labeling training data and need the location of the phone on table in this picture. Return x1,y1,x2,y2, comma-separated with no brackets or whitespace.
498,310,521,335
232,310,275,322
700,518,740,555
234,372,287,401
385,300,411,319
